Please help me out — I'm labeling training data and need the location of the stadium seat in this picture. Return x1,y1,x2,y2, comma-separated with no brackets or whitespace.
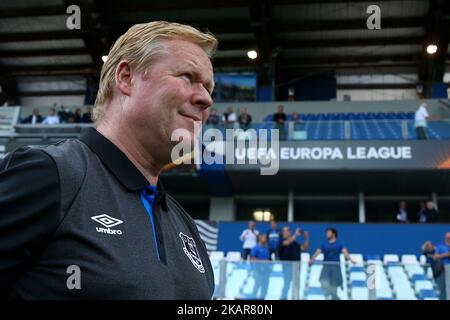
349,254,364,265
419,255,427,265
308,265,323,287
383,254,399,264
301,252,311,262
418,289,438,300
349,272,366,282
414,280,433,292
349,266,365,273
351,287,369,300
376,288,393,299
401,254,418,265
305,287,325,300
210,251,224,261
409,272,427,282
226,251,242,262
350,280,367,288
365,254,381,261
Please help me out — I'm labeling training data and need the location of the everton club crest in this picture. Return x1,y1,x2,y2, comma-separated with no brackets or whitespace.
179,232,205,273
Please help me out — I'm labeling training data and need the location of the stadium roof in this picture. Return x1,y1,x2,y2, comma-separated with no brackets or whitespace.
0,0,449,98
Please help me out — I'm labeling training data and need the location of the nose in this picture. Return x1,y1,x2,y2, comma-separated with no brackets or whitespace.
191,84,213,110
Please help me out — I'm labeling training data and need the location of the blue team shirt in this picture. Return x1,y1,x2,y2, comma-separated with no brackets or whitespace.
267,229,280,251
320,241,345,262
250,244,271,260
436,243,450,265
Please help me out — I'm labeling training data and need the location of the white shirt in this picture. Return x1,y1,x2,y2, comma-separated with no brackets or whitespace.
31,115,38,125
43,115,60,125
223,112,237,123
240,228,259,249
414,104,429,128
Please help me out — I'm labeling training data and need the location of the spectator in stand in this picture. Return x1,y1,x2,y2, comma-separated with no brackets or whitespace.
422,241,440,280
291,112,304,130
21,108,43,124
74,108,82,123
222,106,236,129
273,105,287,140
42,108,60,125
418,202,426,223
423,201,439,223
249,234,272,300
266,220,280,260
433,232,450,299
413,94,440,140
240,220,259,260
206,108,220,127
309,227,356,300
81,107,93,123
238,107,252,130
395,200,409,223
58,105,69,123
279,226,309,299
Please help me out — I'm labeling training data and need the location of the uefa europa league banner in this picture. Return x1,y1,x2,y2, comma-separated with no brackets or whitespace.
223,140,450,172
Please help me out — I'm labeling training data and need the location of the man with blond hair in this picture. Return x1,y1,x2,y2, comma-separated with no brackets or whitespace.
0,21,216,299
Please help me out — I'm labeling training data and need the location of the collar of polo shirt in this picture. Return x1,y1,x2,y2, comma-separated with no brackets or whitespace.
80,127,167,205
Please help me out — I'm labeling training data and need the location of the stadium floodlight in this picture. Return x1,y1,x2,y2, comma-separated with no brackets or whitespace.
426,44,437,55
247,50,258,60
102,55,108,62
253,210,272,221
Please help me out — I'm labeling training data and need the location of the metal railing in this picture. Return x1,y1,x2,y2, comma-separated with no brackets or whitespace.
210,259,448,300
204,119,450,141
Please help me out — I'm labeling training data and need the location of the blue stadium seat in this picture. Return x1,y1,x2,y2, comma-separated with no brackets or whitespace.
411,274,428,283
349,266,365,273
365,254,381,261
418,289,438,299
350,280,367,287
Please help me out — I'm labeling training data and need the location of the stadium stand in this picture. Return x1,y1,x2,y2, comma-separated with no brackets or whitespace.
209,252,441,300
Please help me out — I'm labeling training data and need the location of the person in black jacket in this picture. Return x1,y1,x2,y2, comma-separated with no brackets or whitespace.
423,201,439,223
21,108,43,124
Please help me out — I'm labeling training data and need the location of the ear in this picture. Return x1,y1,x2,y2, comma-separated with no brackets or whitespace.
115,60,132,97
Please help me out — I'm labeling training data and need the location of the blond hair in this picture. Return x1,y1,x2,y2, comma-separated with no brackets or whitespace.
93,21,217,122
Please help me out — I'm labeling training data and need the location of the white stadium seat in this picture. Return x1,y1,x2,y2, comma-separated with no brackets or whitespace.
401,254,419,265
349,253,364,265
404,264,424,277
226,251,242,262
210,251,224,261
383,254,399,264
351,287,369,300
414,280,433,293
349,272,366,282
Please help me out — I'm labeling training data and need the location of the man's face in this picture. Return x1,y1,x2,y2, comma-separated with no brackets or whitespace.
326,230,334,240
271,221,276,229
249,221,256,230
281,227,291,239
400,201,406,209
426,202,434,210
259,234,267,245
277,106,283,113
445,233,450,246
123,39,214,161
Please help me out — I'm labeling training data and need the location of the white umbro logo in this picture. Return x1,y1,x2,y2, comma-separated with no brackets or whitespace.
91,214,124,235
91,214,123,228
